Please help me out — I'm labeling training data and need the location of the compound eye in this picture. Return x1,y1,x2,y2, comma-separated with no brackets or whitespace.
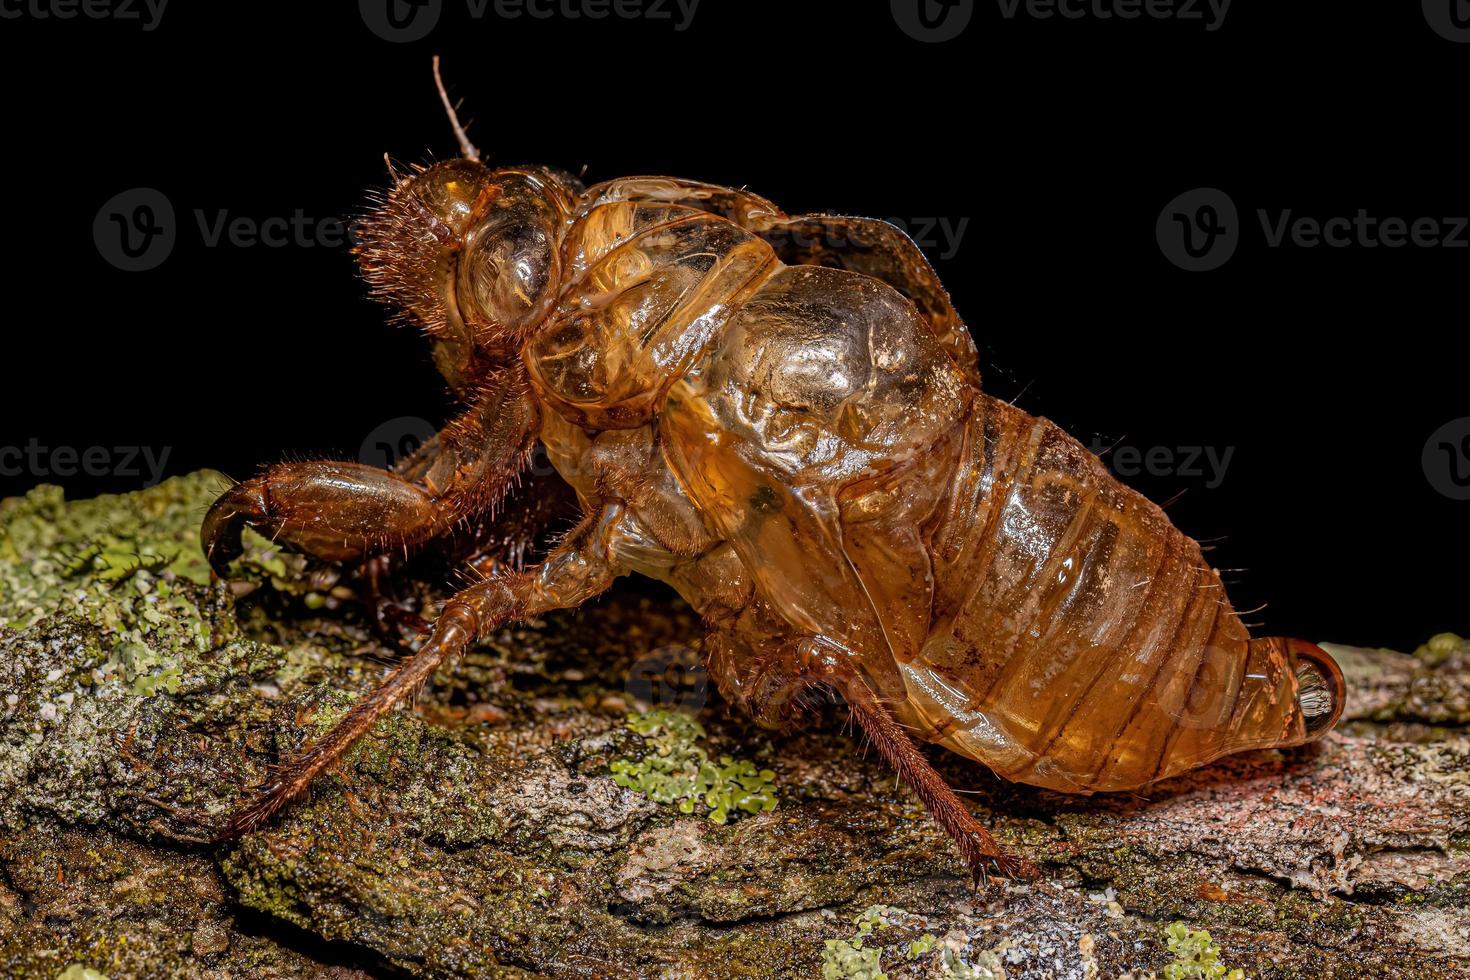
460,218,558,333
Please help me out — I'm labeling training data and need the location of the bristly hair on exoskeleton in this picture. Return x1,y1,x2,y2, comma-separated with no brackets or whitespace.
352,58,490,344
354,160,474,342
351,59,545,541
438,365,540,516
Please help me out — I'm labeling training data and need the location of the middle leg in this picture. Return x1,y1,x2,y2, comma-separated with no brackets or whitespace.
220,504,631,838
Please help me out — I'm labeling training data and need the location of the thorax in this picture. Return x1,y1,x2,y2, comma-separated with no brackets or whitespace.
521,200,776,431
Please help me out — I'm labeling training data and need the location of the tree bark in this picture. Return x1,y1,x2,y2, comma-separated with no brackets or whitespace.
1,474,1465,978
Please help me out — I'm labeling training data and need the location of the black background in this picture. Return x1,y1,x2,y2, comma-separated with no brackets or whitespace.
0,1,1464,648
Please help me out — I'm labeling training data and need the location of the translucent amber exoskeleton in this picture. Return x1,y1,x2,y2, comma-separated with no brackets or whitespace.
205,78,1343,882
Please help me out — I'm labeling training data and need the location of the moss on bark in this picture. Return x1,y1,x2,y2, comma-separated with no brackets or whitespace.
1,476,1466,978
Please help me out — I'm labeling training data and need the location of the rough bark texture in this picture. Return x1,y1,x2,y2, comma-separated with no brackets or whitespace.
0,474,1465,979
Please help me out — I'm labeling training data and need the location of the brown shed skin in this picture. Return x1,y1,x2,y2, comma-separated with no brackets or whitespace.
206,147,1343,878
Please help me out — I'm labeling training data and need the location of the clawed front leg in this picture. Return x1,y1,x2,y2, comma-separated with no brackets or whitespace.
218,505,627,838
202,461,448,574
203,371,539,578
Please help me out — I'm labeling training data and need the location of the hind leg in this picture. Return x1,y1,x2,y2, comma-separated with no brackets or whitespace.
834,672,1038,885
710,627,1039,885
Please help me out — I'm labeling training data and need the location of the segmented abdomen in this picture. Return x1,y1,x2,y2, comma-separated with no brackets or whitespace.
897,394,1305,793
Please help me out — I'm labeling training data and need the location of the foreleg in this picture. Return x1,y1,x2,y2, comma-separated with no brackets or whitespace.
203,369,537,576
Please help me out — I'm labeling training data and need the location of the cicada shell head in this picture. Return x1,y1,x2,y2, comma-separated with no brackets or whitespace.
355,161,575,390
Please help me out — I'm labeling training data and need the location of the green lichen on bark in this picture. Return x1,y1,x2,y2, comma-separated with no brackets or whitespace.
609,707,778,823
818,905,1010,980
1161,922,1244,980
1,475,1468,978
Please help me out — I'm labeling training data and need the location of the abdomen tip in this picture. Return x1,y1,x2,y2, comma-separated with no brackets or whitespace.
1287,639,1345,738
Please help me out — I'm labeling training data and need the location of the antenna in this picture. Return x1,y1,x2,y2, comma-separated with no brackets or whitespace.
432,56,481,163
